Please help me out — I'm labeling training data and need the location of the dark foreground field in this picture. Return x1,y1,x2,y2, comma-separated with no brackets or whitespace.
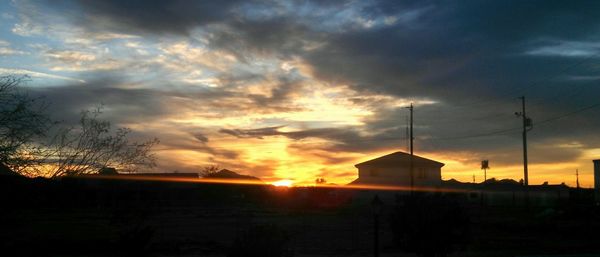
1,175,600,257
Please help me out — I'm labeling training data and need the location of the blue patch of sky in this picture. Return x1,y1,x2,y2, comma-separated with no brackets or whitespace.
0,1,76,85
236,0,368,32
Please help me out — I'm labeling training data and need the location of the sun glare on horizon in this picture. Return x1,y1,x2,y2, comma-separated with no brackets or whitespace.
272,179,293,187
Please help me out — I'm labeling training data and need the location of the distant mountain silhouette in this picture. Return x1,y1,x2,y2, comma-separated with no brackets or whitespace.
442,178,522,189
203,169,262,182
442,178,466,186
482,178,521,186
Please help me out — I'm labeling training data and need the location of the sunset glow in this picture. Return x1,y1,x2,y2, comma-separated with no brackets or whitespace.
1,1,599,187
271,179,293,187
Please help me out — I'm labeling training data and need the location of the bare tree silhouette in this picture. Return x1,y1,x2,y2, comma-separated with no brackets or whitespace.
0,74,159,177
45,106,159,177
0,75,54,175
200,165,221,177
315,177,327,184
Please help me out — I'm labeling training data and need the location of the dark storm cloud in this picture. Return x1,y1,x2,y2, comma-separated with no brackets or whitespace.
209,68,309,113
193,132,209,143
218,126,347,141
208,17,314,60
159,139,239,160
247,75,304,108
219,126,283,139
306,1,600,99
219,125,405,152
29,80,170,125
47,0,245,35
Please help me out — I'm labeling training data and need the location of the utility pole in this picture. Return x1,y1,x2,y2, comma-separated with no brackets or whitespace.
409,103,413,156
406,116,409,153
576,169,580,189
516,96,532,186
407,103,414,192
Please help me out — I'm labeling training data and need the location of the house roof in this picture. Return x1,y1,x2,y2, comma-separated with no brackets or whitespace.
355,151,444,168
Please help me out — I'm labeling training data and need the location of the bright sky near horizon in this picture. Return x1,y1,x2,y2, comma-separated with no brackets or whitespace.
1,1,600,186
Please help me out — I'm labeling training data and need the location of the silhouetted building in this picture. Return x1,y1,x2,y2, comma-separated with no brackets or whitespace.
594,159,600,202
350,151,444,187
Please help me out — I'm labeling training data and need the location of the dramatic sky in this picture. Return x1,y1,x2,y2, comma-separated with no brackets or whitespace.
1,0,600,186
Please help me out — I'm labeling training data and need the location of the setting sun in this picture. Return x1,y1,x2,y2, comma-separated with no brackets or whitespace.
272,179,293,187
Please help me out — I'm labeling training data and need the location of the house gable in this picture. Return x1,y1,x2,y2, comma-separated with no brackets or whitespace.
355,151,444,169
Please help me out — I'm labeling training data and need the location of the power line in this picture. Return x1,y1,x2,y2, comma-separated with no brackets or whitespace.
430,66,600,128
443,52,600,110
426,126,521,141
427,100,600,141
528,76,599,110
425,107,515,127
533,101,600,126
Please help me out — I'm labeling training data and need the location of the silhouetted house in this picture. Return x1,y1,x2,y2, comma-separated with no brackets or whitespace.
350,151,444,187
594,159,600,202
